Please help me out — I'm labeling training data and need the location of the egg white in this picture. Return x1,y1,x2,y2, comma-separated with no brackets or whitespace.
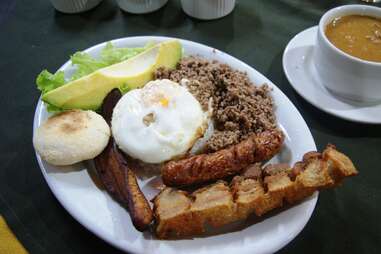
112,79,207,164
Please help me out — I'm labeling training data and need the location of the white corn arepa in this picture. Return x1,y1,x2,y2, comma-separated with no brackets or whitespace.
33,110,110,166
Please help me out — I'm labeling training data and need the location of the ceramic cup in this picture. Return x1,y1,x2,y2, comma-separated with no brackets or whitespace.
314,5,381,102
181,0,236,20
49,0,103,13
116,0,168,14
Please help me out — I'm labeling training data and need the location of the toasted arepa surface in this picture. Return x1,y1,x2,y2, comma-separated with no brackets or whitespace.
33,110,110,166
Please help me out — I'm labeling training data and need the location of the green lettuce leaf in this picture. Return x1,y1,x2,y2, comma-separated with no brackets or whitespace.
36,70,66,94
69,52,108,81
36,42,154,112
68,42,154,81
100,42,153,65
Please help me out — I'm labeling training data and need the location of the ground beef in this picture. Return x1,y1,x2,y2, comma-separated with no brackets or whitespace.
154,56,277,152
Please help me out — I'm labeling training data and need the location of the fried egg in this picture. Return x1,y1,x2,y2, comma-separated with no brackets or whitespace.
112,79,208,163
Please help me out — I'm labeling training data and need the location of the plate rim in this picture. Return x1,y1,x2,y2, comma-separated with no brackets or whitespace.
282,26,381,124
33,35,318,254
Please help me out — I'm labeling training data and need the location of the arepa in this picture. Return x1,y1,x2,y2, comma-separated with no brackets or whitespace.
33,110,110,166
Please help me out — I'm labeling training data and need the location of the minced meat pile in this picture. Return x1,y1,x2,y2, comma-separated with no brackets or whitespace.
154,56,277,152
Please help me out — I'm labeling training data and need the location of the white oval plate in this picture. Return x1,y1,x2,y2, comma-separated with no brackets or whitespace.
33,36,317,254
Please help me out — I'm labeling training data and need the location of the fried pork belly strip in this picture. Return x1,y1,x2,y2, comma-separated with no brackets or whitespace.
161,129,284,187
94,89,153,231
153,145,358,239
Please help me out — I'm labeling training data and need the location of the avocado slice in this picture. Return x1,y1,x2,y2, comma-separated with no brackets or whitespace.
42,40,182,110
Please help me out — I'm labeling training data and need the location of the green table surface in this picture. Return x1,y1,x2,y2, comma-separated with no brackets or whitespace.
1,0,381,253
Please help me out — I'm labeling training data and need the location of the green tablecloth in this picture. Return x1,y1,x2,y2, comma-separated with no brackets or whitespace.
1,0,380,253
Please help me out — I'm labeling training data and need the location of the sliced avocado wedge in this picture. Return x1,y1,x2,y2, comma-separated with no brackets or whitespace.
42,40,182,110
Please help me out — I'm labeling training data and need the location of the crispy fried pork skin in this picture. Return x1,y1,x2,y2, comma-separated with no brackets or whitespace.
94,89,153,231
153,145,358,239
161,129,284,187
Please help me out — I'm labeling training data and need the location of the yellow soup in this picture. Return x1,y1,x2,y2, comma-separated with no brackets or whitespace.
325,15,381,63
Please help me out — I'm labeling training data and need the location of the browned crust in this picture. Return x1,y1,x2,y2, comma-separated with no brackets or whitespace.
153,145,358,239
161,129,284,187
47,109,89,134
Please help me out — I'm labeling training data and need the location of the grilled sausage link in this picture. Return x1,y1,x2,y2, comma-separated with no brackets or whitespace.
161,129,285,187
94,89,153,231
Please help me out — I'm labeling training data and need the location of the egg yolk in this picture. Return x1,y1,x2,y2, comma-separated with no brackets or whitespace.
160,98,169,107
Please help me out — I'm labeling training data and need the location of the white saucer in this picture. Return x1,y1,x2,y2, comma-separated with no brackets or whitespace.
283,26,381,124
